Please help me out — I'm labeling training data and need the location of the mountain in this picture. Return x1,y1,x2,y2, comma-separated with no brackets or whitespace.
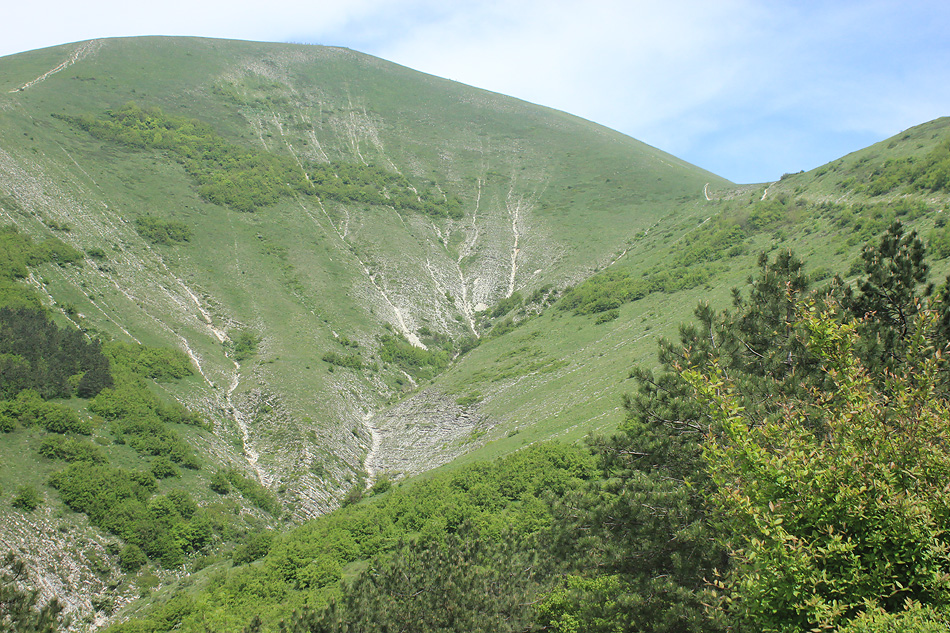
0,36,947,629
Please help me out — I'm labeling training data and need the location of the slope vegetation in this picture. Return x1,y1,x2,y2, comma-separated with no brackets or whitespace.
2,36,948,630
0,36,730,624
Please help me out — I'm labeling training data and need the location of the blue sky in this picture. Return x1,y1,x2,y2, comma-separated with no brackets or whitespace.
2,0,948,184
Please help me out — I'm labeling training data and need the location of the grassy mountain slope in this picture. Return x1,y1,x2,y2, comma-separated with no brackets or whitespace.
0,35,726,512
105,122,950,632
1,36,948,629
0,36,731,621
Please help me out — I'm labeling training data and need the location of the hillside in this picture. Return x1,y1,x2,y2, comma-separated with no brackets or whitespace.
0,36,734,625
0,36,948,630
0,35,726,507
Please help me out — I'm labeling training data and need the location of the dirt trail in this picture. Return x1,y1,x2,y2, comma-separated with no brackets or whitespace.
363,412,382,485
505,185,523,298
226,360,268,484
10,40,98,93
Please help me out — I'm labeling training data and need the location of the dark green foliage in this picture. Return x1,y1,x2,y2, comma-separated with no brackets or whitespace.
455,392,481,407
814,199,930,247
223,469,280,515
149,456,179,479
231,331,260,362
117,443,594,632
85,247,107,260
593,308,619,324
49,464,212,568
558,268,648,315
536,575,642,633
559,226,950,633
689,305,950,632
558,265,715,316
836,605,950,633
48,463,154,525
488,316,519,338
368,474,392,495
38,435,106,463
63,104,302,213
209,470,230,495
0,225,83,284
542,251,831,633
106,594,198,633
339,482,364,507
166,490,198,519
133,217,192,245
289,526,547,633
307,162,464,219
490,291,522,318
320,351,363,370
10,485,42,511
0,307,112,399
839,221,943,380
558,194,911,320
117,544,147,572
378,333,449,381
928,221,950,260
232,530,275,566
0,554,68,632
90,345,202,465
0,390,92,434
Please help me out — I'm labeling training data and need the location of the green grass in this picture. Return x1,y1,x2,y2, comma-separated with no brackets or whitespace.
1,36,949,627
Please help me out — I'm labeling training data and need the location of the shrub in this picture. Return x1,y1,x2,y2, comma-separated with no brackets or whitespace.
118,544,148,572
11,485,41,511
134,217,192,245
150,456,179,479
321,351,363,370
38,435,106,463
209,471,230,495
232,530,275,566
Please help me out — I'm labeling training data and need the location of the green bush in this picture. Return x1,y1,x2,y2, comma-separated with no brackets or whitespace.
118,544,148,572
38,435,106,463
209,470,230,495
321,351,363,370
231,331,259,362
0,391,92,434
90,351,202,465
686,308,950,632
104,342,194,381
150,456,179,479
836,604,950,633
378,333,449,381
11,485,41,511
224,469,280,515
65,104,466,218
134,217,192,245
232,530,275,566
594,309,619,324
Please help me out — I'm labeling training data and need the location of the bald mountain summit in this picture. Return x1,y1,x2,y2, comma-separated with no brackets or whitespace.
1,36,949,632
